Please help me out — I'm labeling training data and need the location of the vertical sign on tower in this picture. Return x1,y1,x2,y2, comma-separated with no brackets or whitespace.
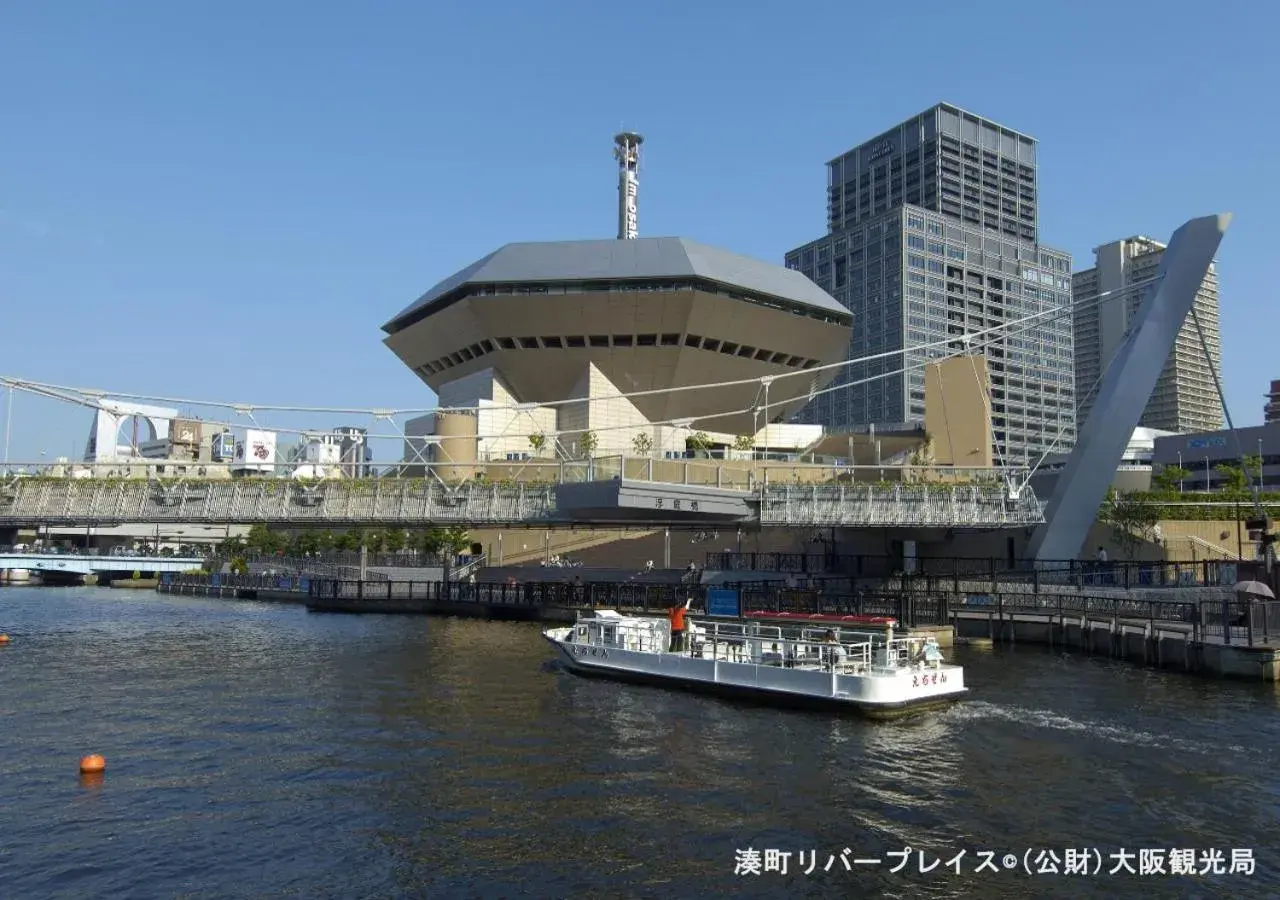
613,132,643,240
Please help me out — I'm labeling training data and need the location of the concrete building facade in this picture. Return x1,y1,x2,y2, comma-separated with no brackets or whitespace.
785,103,1075,467
1151,422,1280,492
786,204,1075,466
1073,235,1224,433
1265,379,1280,424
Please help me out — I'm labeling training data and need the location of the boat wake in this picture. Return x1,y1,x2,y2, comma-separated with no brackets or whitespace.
945,700,1254,757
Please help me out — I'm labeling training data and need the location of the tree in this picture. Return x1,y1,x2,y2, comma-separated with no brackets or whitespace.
366,529,385,554
218,535,247,557
687,431,712,456
907,435,936,475
416,528,444,558
1243,454,1264,488
291,531,319,556
383,528,406,554
1152,464,1191,492
578,430,598,458
631,432,653,455
1214,463,1247,493
528,432,546,456
732,434,755,453
1098,488,1161,559
315,530,336,553
344,527,367,551
439,525,471,557
245,524,280,555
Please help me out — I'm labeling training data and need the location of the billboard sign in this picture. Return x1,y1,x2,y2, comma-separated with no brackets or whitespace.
234,428,278,472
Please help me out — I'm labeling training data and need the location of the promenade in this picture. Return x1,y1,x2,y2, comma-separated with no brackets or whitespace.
157,569,1280,682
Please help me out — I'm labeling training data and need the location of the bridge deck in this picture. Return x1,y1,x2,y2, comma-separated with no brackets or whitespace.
0,471,1043,528
0,553,204,574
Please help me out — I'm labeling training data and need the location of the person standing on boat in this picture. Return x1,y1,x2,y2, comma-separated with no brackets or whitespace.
668,598,691,652
822,629,845,671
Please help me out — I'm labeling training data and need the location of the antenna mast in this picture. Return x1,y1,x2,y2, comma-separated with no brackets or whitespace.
613,132,643,239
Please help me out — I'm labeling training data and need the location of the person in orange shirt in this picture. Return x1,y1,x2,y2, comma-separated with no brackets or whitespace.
668,598,691,652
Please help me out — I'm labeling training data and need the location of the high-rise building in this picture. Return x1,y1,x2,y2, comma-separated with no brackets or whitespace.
1265,379,1280,424
1072,236,1223,434
786,103,1076,466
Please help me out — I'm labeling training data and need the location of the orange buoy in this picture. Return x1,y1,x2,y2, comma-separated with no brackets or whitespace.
0,634,9,644
79,754,106,775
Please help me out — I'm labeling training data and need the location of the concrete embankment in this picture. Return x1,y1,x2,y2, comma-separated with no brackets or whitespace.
954,608,1280,682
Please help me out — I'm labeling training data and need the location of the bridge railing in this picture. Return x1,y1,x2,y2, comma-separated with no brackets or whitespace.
0,456,1018,490
0,469,1041,527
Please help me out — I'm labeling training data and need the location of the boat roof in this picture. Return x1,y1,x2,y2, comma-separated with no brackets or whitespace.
742,611,899,627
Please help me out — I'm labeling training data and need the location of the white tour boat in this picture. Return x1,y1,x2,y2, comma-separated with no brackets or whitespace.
543,609,966,718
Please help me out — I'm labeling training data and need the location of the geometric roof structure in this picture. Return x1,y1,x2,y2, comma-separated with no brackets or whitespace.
381,236,853,433
383,237,851,335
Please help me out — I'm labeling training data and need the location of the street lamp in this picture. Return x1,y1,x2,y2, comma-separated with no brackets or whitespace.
1259,437,1265,491
1177,450,1183,493
1205,456,1210,492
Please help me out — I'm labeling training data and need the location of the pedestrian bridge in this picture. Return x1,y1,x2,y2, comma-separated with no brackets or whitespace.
0,457,1043,529
0,552,204,576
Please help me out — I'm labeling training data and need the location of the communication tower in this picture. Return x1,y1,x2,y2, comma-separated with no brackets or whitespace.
613,132,643,239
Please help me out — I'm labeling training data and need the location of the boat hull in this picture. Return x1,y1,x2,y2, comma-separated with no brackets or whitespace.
543,632,964,720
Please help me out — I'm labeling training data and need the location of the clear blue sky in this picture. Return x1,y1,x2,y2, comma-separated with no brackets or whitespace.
1,0,1275,463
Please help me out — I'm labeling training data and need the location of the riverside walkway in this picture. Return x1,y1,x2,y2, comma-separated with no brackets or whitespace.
0,457,1041,529
157,570,1280,680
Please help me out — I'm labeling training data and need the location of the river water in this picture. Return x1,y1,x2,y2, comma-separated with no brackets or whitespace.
0,585,1277,899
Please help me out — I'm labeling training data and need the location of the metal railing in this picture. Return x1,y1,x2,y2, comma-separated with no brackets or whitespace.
451,554,487,582
688,619,925,672
706,551,1274,591
1,455,1019,489
757,482,1042,527
0,470,1043,528
160,572,1280,649
162,572,314,593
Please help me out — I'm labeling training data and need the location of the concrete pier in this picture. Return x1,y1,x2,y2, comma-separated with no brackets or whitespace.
953,611,1280,681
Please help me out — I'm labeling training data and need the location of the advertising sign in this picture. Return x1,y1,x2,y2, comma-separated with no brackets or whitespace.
622,171,638,239
211,431,236,462
234,428,278,472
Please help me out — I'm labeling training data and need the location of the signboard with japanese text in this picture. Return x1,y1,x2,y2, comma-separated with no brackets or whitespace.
706,588,741,618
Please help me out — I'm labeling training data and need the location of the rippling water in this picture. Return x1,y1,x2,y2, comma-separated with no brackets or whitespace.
1,585,1278,898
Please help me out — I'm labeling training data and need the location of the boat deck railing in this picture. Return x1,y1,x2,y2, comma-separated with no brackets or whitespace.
573,612,939,674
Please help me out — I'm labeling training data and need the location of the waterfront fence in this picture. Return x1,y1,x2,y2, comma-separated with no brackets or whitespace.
161,572,315,593
160,572,1280,649
706,551,1272,592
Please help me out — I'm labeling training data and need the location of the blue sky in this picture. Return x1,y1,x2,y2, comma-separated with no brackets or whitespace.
1,0,1275,463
